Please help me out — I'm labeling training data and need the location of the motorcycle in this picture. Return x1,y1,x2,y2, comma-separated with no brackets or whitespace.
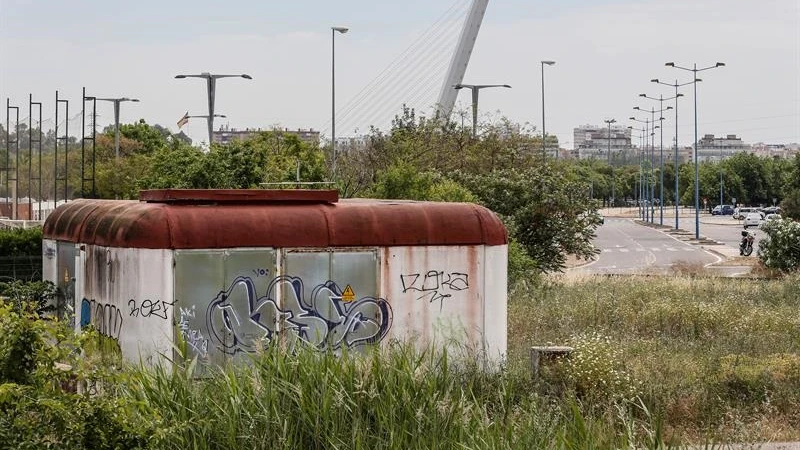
739,230,755,256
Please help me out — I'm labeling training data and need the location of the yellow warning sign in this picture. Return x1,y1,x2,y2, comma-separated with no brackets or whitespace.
342,285,356,303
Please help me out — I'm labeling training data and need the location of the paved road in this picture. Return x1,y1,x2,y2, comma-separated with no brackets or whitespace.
605,207,765,254
568,217,720,275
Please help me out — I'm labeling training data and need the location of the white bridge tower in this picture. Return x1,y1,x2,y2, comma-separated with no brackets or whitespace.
435,0,490,119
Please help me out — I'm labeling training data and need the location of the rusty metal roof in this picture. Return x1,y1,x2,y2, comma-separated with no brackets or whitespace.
43,191,507,249
139,189,339,203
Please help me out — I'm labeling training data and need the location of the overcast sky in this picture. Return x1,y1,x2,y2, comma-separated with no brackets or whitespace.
1,0,798,149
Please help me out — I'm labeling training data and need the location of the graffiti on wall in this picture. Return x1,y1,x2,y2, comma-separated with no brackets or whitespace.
205,276,392,355
128,299,174,320
400,270,469,309
178,305,209,356
80,298,124,339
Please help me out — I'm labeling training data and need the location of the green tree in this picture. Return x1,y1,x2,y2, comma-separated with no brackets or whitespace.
456,167,601,273
113,119,171,155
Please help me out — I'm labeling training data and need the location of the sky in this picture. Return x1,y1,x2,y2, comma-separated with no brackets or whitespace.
1,0,798,149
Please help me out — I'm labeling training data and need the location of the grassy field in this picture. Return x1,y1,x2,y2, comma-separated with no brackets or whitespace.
3,274,800,448
508,274,800,443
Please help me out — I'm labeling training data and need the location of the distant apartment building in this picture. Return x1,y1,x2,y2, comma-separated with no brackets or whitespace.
750,142,800,160
573,124,632,163
212,126,320,145
696,134,750,162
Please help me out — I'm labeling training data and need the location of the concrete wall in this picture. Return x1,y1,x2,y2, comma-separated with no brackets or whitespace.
75,245,174,366
46,243,507,366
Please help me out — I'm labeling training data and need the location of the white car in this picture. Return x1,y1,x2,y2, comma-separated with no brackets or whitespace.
743,212,763,229
733,207,758,220
764,213,782,223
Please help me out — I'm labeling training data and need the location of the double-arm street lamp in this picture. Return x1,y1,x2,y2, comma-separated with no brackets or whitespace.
635,102,673,225
604,118,616,206
652,78,692,230
331,26,349,179
174,72,252,148
93,97,140,162
665,61,725,239
454,83,512,139
541,60,556,161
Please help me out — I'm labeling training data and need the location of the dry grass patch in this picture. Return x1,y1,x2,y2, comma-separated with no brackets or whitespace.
508,274,800,443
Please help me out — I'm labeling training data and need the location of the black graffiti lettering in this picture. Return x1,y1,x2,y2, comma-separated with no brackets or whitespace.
441,272,469,291
399,270,469,308
128,299,174,320
80,298,123,340
400,274,420,292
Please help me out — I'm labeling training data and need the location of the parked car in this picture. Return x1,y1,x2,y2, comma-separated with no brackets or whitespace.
743,212,764,229
762,206,782,216
712,205,734,216
764,213,782,223
733,207,759,220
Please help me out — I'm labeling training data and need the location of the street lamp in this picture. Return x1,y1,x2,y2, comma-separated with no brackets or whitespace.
604,118,616,207
454,83,512,139
652,78,692,230
628,125,646,220
630,116,651,221
331,26,349,179
541,60,556,161
94,97,140,162
637,98,673,225
666,61,725,239
174,72,252,148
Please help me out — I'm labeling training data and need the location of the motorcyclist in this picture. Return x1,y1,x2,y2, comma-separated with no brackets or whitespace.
739,229,755,256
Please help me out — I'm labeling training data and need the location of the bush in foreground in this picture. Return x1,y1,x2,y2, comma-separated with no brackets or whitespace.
758,218,800,272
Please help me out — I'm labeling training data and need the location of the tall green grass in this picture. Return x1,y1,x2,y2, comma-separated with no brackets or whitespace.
119,342,665,449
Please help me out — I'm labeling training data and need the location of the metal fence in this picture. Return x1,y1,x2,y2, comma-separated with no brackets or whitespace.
0,255,43,281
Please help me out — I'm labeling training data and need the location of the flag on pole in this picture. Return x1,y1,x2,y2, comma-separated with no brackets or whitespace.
177,112,189,128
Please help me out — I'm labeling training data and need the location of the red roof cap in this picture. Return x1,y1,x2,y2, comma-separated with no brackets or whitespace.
140,189,338,203
43,195,507,249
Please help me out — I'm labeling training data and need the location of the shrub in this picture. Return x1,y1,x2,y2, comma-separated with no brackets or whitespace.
0,227,42,257
0,280,57,316
758,218,800,272
561,331,641,403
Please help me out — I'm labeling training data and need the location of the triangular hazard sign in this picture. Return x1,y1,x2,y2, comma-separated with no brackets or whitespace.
342,285,356,302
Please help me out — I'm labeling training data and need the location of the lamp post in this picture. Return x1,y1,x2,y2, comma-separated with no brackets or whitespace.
174,72,252,148
666,61,725,239
630,117,651,221
94,97,140,162
454,83,512,139
636,101,673,225
628,125,646,220
604,118,616,207
331,26,348,179
541,60,556,161
652,78,692,230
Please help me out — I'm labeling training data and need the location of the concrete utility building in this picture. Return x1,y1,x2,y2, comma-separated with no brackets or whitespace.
42,189,508,369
